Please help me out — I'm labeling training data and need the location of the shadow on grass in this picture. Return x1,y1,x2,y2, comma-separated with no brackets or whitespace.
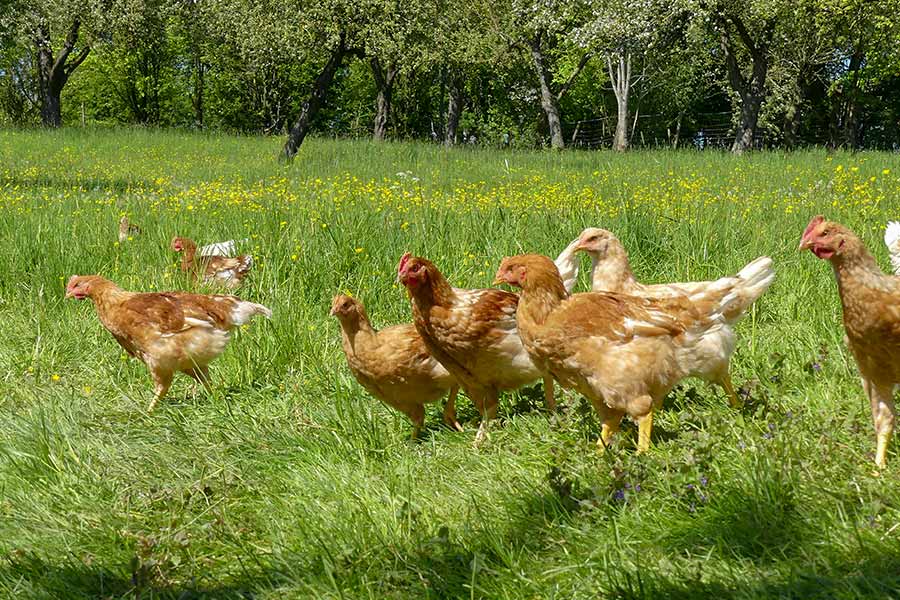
606,551,900,600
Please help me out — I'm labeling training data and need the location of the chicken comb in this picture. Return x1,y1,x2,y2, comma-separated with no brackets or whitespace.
802,215,825,241
398,252,412,274
884,221,900,250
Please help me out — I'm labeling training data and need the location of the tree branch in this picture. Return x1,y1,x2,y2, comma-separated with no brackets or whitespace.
556,51,593,101
727,13,761,60
65,46,91,76
51,17,82,79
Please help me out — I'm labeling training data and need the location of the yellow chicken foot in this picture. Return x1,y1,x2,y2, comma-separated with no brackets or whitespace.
875,430,892,469
543,375,556,413
474,420,491,447
597,416,621,453
721,374,742,409
636,412,654,454
147,373,172,412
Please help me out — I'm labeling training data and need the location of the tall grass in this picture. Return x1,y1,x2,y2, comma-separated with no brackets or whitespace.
0,127,898,598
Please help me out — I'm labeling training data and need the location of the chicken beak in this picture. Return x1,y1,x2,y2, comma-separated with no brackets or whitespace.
798,238,813,251
64,289,74,299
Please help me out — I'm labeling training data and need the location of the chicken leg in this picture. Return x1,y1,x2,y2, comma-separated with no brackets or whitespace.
543,376,556,412
442,386,464,432
636,407,654,454
598,410,624,453
719,374,742,409
186,365,212,393
474,389,499,447
408,405,426,440
148,369,173,412
866,380,896,469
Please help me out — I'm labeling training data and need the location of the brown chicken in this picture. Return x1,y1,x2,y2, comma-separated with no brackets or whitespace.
118,216,142,242
397,253,555,445
331,294,462,438
800,215,899,468
65,275,271,411
495,253,751,453
171,236,253,289
558,227,774,407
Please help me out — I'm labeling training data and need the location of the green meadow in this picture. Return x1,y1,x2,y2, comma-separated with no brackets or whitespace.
0,127,898,598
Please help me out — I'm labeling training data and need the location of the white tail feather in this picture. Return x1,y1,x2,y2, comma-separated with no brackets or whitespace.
200,238,250,257
688,256,774,324
231,300,272,325
885,222,900,276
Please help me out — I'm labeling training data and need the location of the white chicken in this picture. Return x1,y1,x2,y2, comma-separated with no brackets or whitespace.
554,227,774,407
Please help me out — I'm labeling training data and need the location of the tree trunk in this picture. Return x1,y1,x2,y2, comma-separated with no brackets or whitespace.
371,58,398,142
531,36,566,150
842,47,864,149
529,36,565,150
672,111,683,149
527,34,590,150
733,91,764,154
715,12,770,155
445,74,463,146
607,51,631,152
34,18,91,128
282,34,349,161
192,58,205,129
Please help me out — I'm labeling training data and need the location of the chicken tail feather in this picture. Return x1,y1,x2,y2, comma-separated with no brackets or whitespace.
718,256,775,323
884,221,900,276
686,256,774,324
231,300,272,325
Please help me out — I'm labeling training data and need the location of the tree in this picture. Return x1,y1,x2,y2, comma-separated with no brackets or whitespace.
283,31,362,159
0,1,110,126
492,0,593,149
362,0,435,141
820,0,900,148
578,0,667,151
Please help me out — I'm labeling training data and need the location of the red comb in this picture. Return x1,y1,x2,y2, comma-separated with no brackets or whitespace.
802,215,825,241
398,252,412,274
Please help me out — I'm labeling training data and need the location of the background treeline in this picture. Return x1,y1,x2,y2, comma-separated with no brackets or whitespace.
1,0,898,155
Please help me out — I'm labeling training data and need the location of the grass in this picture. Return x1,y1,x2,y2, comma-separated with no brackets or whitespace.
0,126,899,598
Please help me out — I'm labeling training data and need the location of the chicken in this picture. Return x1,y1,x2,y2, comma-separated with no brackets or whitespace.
495,253,762,453
171,236,253,289
884,221,900,276
801,215,900,469
555,227,774,407
330,294,462,438
199,238,250,257
397,253,555,445
65,275,271,411
118,216,142,242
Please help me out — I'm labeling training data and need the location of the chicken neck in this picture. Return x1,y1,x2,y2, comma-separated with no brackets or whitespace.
88,279,132,322
518,269,568,329
590,239,638,292
180,239,198,272
830,237,882,299
408,271,456,312
338,314,376,351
